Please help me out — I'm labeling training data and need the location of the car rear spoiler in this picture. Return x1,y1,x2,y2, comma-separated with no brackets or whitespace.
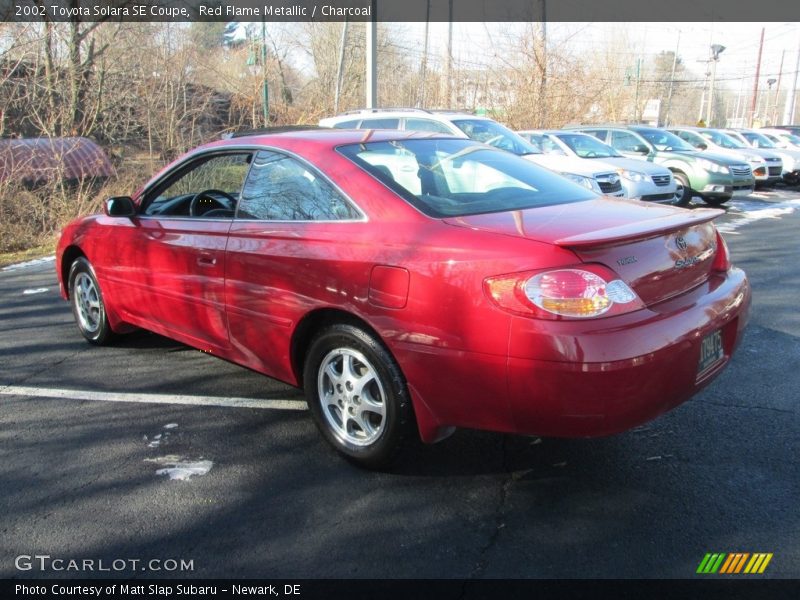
554,208,724,249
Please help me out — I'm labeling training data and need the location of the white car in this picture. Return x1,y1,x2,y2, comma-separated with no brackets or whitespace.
759,127,800,151
319,109,625,197
722,128,800,184
519,130,678,203
670,127,783,185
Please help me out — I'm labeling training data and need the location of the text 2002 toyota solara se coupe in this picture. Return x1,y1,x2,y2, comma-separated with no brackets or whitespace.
57,129,750,468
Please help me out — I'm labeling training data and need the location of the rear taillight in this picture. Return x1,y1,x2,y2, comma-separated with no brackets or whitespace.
484,264,645,320
712,228,731,272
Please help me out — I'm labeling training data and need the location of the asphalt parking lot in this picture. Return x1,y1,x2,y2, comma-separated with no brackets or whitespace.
1,189,799,581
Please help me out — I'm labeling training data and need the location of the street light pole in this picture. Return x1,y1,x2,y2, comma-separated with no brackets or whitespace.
706,44,725,126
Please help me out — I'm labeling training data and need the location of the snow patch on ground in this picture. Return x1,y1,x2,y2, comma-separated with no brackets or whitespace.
145,455,213,481
2,255,55,272
716,199,800,234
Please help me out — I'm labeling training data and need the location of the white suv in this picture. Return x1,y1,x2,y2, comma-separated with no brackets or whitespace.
319,109,625,197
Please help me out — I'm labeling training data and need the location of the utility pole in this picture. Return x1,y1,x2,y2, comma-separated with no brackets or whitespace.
749,27,765,127
445,0,453,107
417,0,430,107
539,0,547,128
365,2,377,109
664,32,681,127
260,19,268,126
633,58,642,122
772,50,785,125
782,32,800,124
334,19,348,114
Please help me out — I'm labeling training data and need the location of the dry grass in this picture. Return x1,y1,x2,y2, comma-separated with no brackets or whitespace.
0,166,144,255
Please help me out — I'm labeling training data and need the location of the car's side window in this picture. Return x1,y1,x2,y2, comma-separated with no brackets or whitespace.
332,119,360,129
404,118,454,134
611,131,644,152
584,129,608,142
143,153,252,217
237,150,361,221
540,136,567,155
678,131,703,147
358,118,400,130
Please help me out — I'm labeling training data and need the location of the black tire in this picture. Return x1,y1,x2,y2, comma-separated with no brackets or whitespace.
68,257,116,345
673,172,693,207
303,323,413,469
700,196,730,207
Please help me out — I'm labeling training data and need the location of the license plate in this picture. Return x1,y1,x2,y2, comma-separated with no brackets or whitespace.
698,329,724,375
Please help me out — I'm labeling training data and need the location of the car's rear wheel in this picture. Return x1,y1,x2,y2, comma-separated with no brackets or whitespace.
303,323,412,469
673,172,693,207
68,257,115,345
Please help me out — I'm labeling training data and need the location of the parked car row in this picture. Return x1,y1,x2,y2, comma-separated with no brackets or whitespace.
320,108,800,207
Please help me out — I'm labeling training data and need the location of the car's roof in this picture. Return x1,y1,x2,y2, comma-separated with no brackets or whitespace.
322,109,488,123
206,128,455,150
519,129,569,135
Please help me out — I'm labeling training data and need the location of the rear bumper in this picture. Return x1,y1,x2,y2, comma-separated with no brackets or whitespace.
505,268,750,436
397,268,750,442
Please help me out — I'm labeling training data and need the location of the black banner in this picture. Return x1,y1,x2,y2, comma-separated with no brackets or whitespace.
3,0,800,22
5,579,800,600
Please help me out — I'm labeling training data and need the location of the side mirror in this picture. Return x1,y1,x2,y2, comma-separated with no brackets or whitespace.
633,144,650,154
697,142,708,150
104,196,136,217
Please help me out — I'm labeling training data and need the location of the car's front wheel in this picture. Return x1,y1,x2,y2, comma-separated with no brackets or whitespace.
673,172,693,207
303,323,413,469
68,257,115,345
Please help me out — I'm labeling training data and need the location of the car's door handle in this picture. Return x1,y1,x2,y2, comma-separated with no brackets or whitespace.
197,255,217,267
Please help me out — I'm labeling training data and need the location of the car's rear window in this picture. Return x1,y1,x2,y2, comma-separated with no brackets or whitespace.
337,138,597,218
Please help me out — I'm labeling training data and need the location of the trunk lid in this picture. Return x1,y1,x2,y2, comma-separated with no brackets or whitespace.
443,197,722,305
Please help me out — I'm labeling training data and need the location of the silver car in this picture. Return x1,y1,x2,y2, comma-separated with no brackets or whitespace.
519,130,678,203
670,127,782,185
722,129,800,184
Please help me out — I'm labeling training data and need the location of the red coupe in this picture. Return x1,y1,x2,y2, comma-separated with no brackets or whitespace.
57,129,751,467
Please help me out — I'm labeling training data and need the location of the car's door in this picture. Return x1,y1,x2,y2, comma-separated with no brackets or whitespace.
224,149,364,381
105,151,252,351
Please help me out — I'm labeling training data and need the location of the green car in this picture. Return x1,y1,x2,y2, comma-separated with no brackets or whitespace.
564,125,755,206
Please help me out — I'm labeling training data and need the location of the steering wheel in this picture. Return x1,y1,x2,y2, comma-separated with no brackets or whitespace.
584,151,598,158
189,189,236,217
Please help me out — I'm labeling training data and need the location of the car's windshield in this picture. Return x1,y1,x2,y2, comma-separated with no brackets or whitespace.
450,119,541,156
635,129,695,152
338,138,597,218
554,133,621,158
701,130,746,149
782,133,800,145
742,131,777,148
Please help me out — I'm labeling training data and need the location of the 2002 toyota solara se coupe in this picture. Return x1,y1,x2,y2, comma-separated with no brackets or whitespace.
57,129,751,468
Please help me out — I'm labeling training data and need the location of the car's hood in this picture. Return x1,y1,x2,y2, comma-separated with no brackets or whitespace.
584,156,672,176
523,154,616,177
746,148,782,160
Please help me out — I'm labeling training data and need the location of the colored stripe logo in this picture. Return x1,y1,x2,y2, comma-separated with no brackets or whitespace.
697,552,773,574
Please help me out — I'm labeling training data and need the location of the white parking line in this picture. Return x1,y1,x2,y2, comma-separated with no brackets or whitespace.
0,385,307,410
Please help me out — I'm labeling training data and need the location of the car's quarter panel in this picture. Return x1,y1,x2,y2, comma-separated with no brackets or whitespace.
223,215,580,435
